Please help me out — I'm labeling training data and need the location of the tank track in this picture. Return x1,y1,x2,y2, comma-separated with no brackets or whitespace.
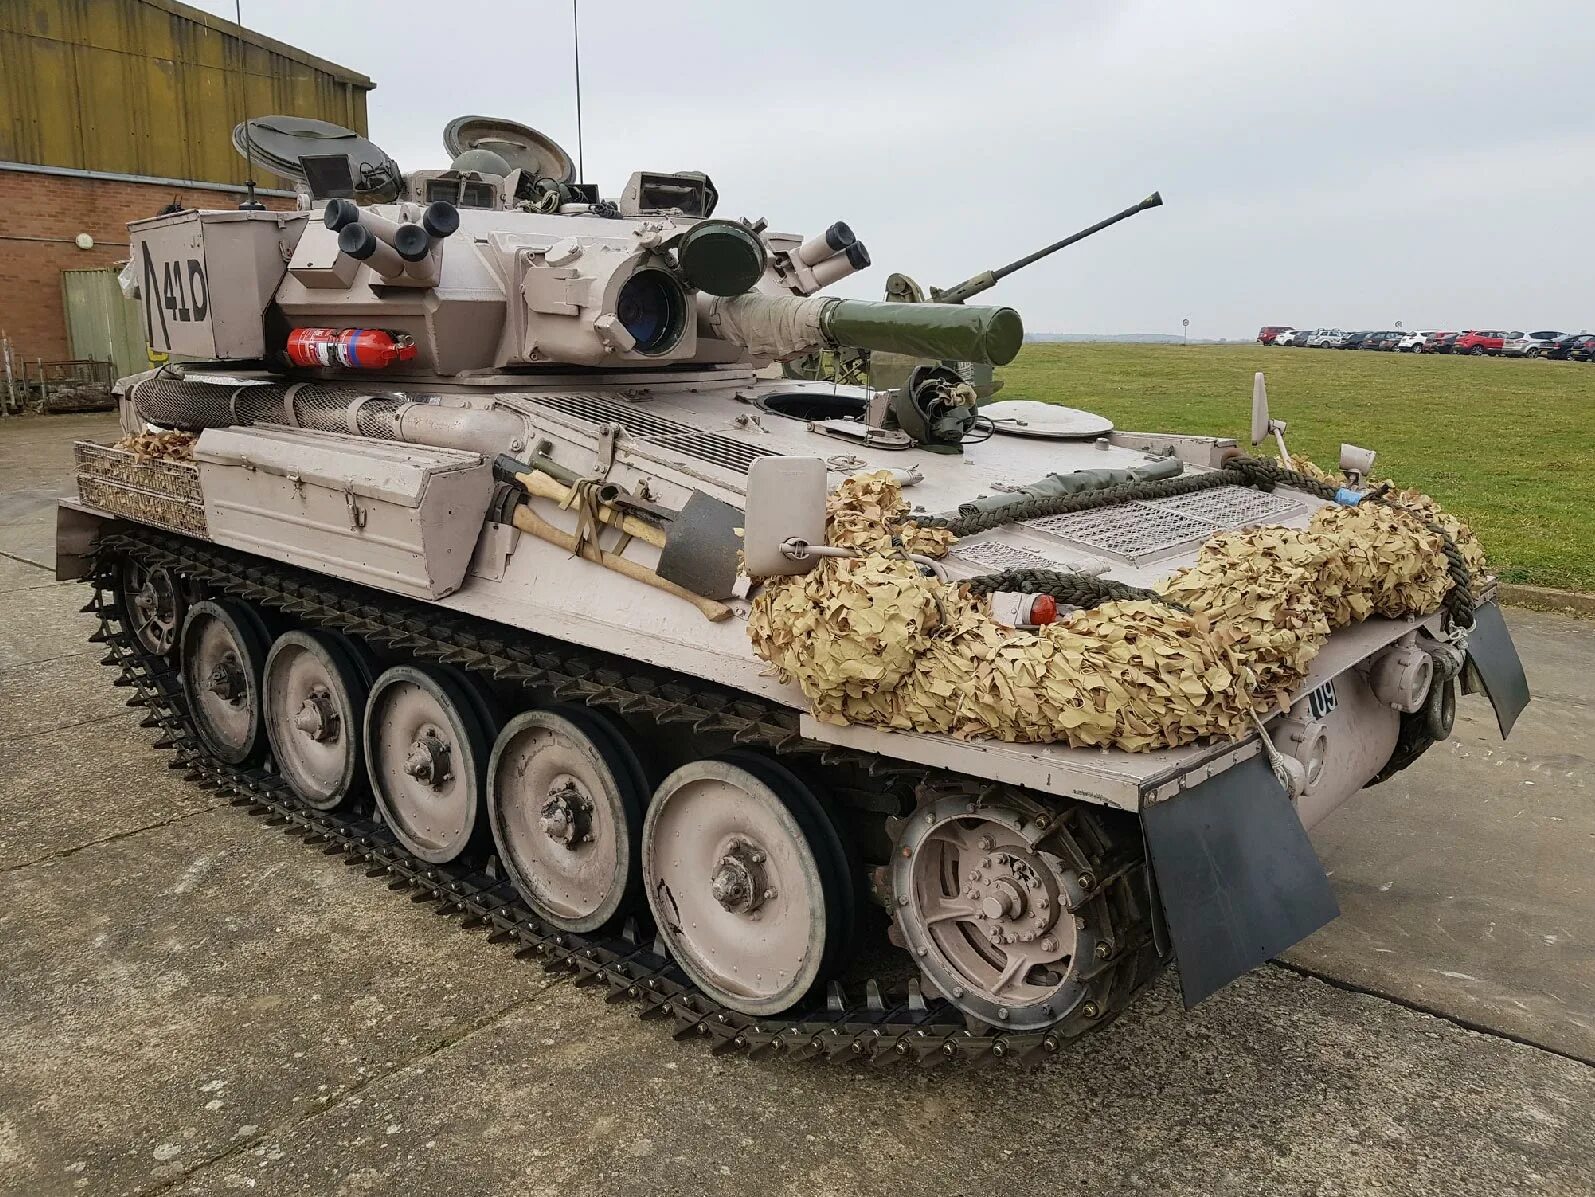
87,522,1164,1068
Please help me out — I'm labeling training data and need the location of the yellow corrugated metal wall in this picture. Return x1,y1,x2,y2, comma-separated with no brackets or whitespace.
0,0,371,185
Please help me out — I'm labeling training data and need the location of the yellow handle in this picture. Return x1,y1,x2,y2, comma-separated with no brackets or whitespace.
509,502,732,623
513,470,668,549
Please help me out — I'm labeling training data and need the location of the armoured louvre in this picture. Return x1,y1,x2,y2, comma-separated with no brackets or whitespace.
61,113,1528,1048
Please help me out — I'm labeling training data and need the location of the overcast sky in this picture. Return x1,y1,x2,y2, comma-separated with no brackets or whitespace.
197,0,1594,339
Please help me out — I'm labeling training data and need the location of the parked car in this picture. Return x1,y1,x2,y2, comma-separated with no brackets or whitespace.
1339,331,1374,350
1275,328,1307,346
1570,335,1595,362
1370,331,1406,351
1431,331,1468,353
1502,331,1564,358
1304,328,1344,348
1452,330,1520,356
1544,333,1594,360
1257,325,1295,345
1397,330,1436,352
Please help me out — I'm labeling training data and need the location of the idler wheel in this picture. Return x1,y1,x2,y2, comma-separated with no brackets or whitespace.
364,664,492,864
487,706,647,933
180,599,269,766
891,794,1108,1031
641,752,852,1017
119,558,186,658
263,630,370,810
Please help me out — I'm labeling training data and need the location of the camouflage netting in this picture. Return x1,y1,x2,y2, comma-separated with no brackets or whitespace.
747,469,1485,751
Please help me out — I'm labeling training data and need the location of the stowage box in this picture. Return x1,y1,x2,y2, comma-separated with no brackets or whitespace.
194,425,492,599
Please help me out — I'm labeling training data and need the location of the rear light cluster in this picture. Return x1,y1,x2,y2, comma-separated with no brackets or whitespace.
987,592,1061,629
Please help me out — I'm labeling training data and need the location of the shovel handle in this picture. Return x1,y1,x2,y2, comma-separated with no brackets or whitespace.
509,503,732,622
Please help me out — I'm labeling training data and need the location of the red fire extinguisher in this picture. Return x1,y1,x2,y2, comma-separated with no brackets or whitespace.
285,328,417,370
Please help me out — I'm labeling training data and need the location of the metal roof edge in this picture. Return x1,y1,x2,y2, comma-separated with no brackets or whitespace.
142,0,376,89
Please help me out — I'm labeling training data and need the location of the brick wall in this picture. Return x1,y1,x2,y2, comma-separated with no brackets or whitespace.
0,169,294,365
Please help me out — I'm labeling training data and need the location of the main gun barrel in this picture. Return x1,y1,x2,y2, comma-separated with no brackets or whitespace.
700,293,1023,366
932,191,1164,305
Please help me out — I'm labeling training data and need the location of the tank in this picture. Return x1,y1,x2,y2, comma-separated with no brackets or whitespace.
57,115,1532,1066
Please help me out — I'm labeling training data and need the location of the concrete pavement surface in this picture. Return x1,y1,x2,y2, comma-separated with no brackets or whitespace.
2,412,1591,1196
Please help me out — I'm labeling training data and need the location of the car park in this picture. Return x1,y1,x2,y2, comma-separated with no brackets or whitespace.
1544,333,1593,360
1452,330,1520,356
1502,331,1564,358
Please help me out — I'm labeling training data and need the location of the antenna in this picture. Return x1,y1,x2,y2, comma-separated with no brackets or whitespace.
233,1,263,209
572,0,585,184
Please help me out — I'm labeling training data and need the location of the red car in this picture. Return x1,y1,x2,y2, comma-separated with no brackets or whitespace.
1257,325,1295,345
1451,329,1520,356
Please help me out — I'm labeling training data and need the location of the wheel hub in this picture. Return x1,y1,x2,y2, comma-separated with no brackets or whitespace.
403,727,453,788
206,653,247,704
291,687,341,743
967,850,1058,946
709,839,773,915
539,778,593,848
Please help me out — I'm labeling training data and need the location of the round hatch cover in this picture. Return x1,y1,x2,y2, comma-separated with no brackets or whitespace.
982,400,1114,440
443,116,575,184
232,116,400,200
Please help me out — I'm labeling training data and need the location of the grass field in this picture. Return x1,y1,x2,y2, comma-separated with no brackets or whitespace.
994,343,1595,592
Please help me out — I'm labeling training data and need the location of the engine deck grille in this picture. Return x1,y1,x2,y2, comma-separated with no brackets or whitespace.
1023,485,1308,564
528,393,775,475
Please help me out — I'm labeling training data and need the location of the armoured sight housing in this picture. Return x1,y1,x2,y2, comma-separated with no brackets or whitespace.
61,114,1529,1060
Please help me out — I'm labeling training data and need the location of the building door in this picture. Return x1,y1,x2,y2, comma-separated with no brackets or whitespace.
61,267,146,377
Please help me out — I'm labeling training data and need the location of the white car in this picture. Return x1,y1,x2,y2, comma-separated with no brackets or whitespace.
1275,329,1307,346
1397,330,1435,352
1502,330,1564,358
1304,328,1344,348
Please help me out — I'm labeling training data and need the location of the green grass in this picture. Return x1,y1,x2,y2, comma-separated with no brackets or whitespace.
993,342,1595,592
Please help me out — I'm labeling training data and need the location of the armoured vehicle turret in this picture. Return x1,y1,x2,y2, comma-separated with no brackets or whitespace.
59,115,1529,1063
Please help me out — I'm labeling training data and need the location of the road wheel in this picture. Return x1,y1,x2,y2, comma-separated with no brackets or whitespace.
263,630,369,810
365,664,493,864
487,706,647,933
119,558,186,657
642,752,852,1016
1470,345,1486,356
1525,348,1540,358
181,599,270,766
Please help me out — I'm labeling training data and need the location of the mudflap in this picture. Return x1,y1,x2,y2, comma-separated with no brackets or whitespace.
1463,600,1530,739
1142,754,1339,1008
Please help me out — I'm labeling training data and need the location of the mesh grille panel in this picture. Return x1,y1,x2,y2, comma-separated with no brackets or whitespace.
528,393,775,475
952,541,1073,573
1148,485,1305,526
1025,505,1214,563
1022,484,1310,564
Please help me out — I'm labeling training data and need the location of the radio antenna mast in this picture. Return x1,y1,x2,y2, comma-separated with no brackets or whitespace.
572,0,585,184
233,1,263,208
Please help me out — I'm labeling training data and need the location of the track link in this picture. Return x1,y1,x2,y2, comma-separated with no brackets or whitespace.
89,523,1165,1068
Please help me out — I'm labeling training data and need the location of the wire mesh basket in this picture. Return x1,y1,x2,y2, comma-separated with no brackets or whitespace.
73,442,207,537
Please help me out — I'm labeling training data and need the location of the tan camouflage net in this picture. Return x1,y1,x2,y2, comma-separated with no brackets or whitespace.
747,469,1484,751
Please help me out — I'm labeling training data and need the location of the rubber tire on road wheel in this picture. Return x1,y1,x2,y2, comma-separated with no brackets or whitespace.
1471,346,1486,356
642,751,853,1017
180,599,270,766
487,705,648,933
263,630,370,810
364,664,493,865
